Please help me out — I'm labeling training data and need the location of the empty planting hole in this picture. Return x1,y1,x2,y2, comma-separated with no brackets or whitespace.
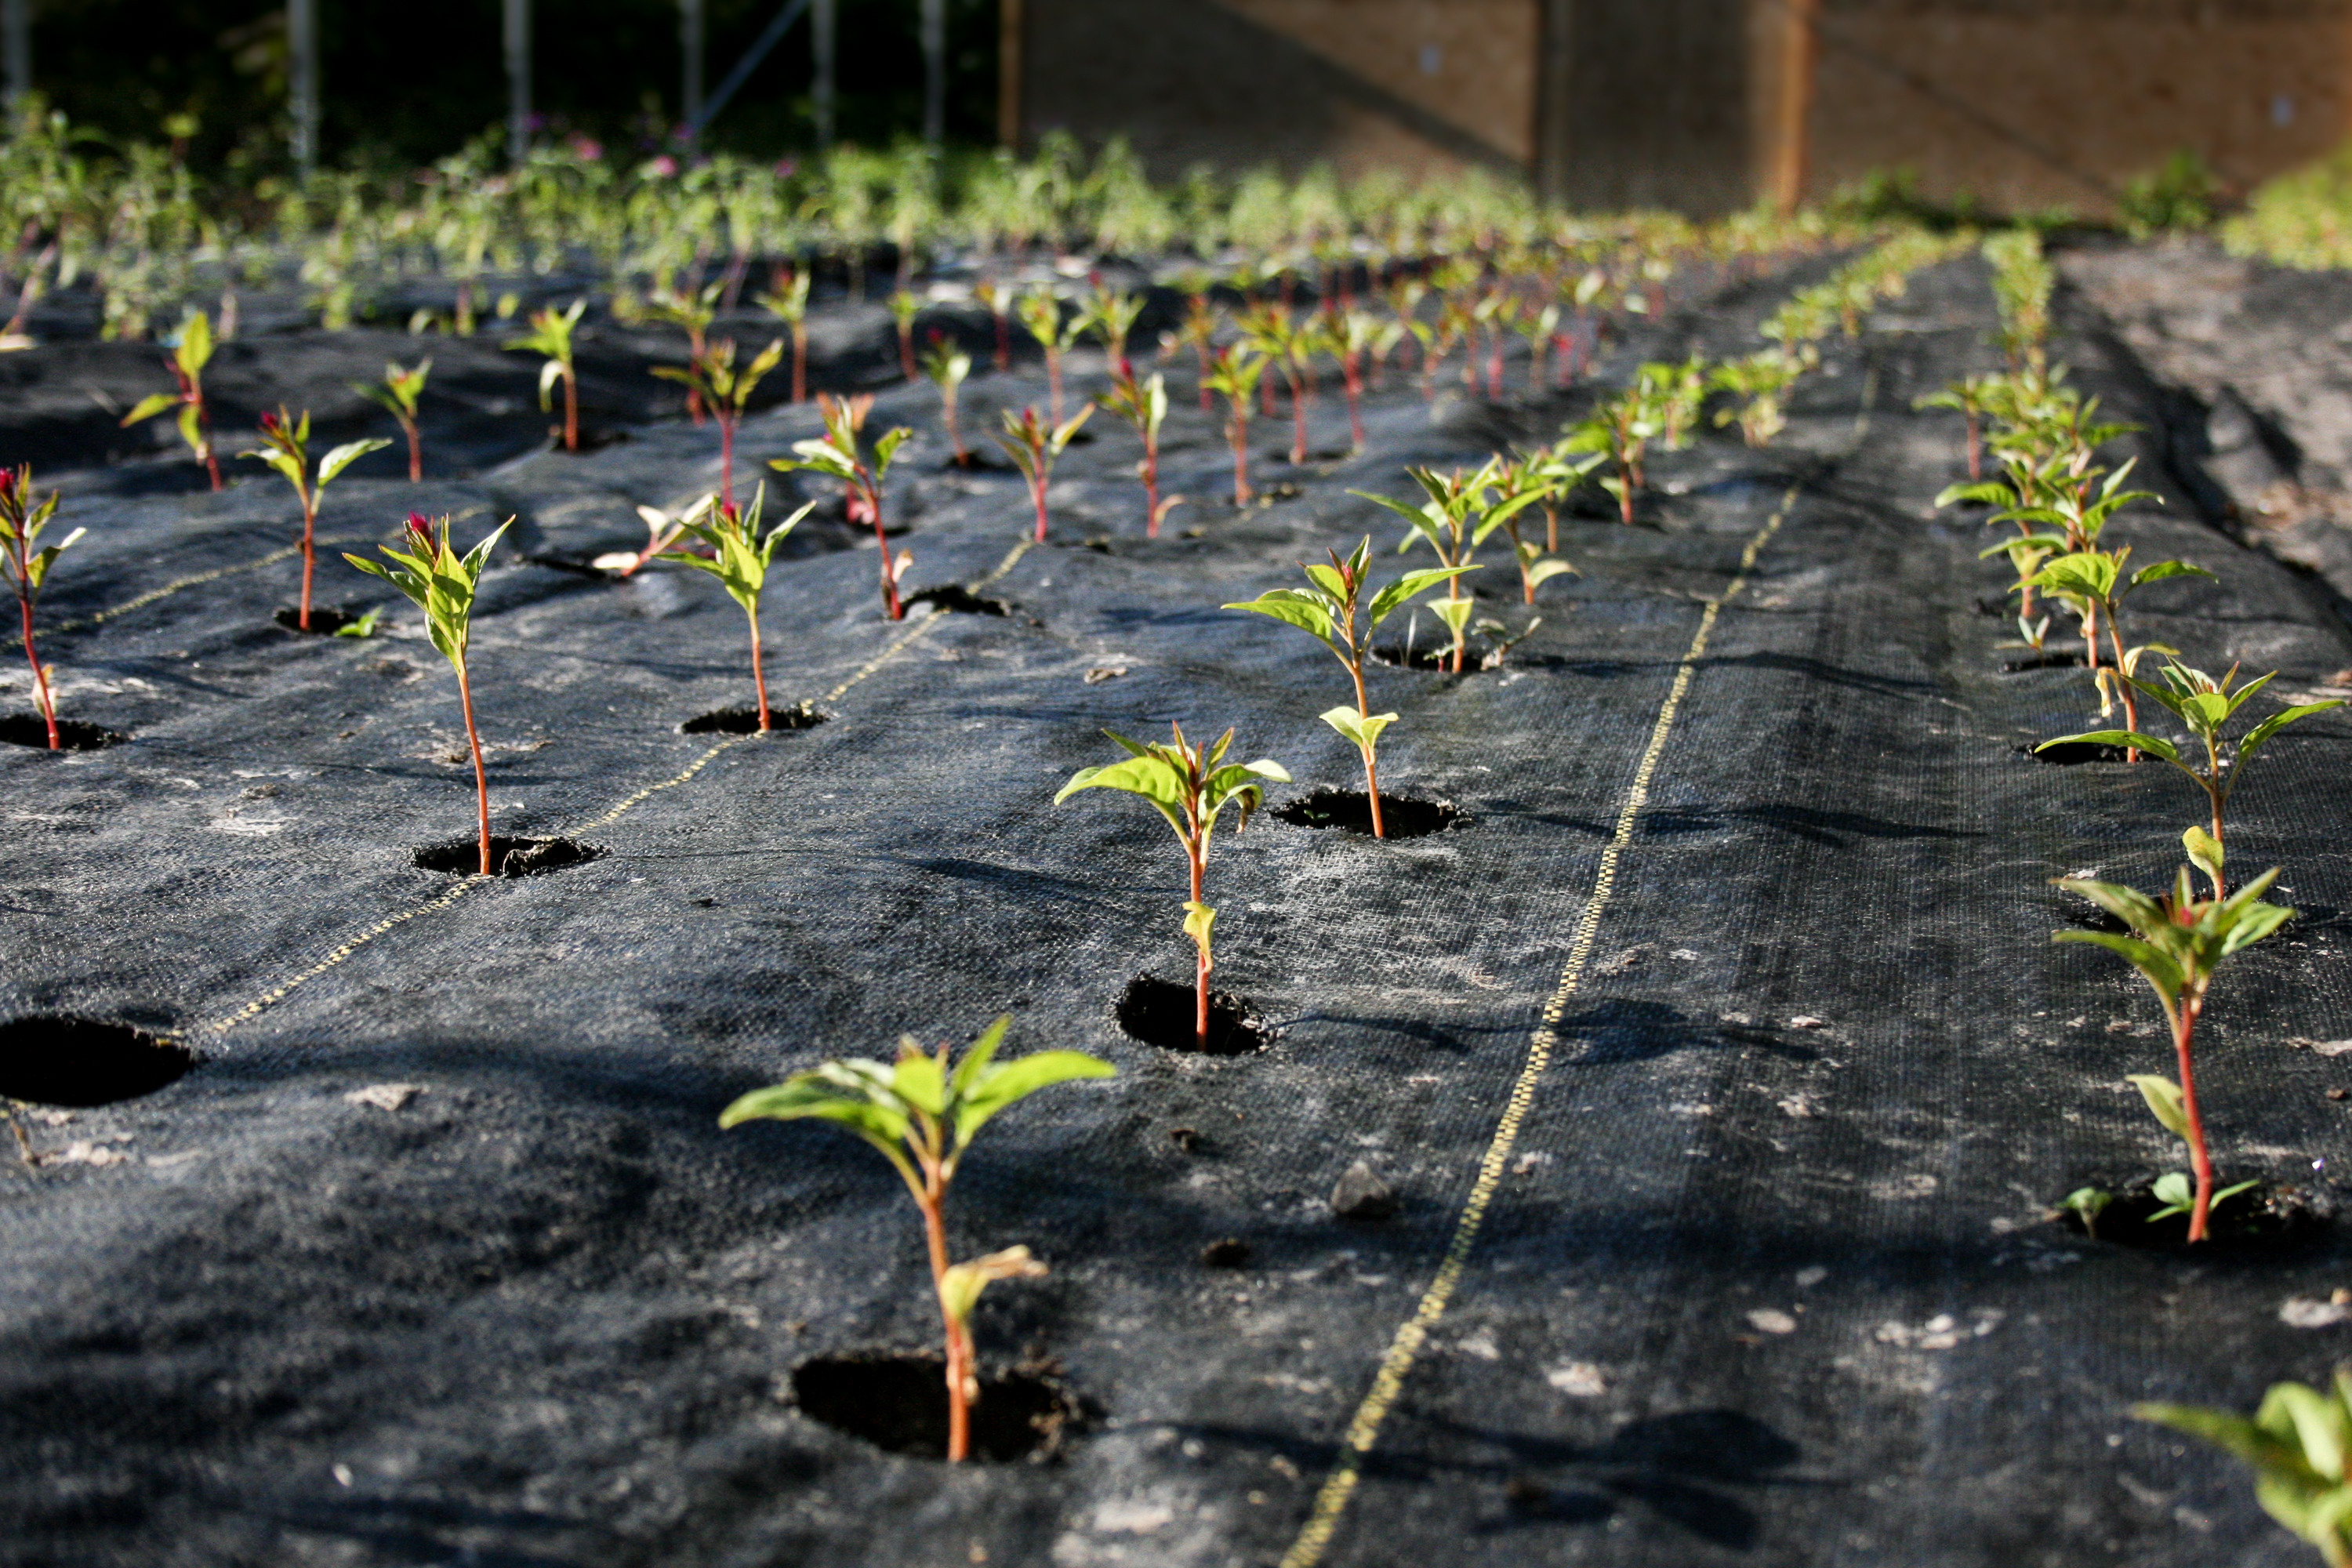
2021,741,2127,766
791,1353,1082,1461
906,585,1011,616
2002,652,2085,673
412,835,605,878
1116,975,1271,1056
0,716,123,751
680,701,828,735
1273,787,1458,838
0,1016,193,1107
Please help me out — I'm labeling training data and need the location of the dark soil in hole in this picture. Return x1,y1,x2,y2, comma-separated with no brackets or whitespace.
906,585,1010,616
553,427,631,453
0,1015,194,1107
1368,641,1506,673
679,701,828,735
791,1352,1084,1462
2055,1178,2328,1253
1976,596,2013,618
0,715,123,751
274,605,365,636
1274,787,1459,838
412,835,605,878
2002,652,2086,672
2020,740,2127,765
1116,975,1271,1056
524,550,623,578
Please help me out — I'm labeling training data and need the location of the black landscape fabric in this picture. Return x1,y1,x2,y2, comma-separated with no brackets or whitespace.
7,250,2352,1568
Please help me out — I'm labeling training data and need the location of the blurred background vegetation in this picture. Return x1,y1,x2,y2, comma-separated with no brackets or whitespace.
27,0,1000,172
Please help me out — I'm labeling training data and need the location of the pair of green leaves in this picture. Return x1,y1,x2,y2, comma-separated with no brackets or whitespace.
2122,1075,2261,1220
0,466,81,600
504,299,585,410
996,402,1094,484
757,268,811,326
771,393,912,492
1355,462,1541,656
2137,1371,2352,1565
1016,288,1084,353
662,484,815,616
1057,724,1291,848
1097,367,1167,448
718,1015,1116,1199
120,309,217,463
357,358,430,423
654,337,785,419
1222,535,1467,763
343,514,511,673
242,405,391,512
2055,865,2293,1023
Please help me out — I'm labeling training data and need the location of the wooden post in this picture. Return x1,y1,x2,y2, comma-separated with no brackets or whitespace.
504,0,531,166
1771,0,1820,214
998,0,1022,150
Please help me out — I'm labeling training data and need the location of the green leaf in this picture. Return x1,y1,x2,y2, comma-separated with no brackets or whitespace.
2239,700,2344,768
1428,597,1475,636
938,1246,1047,1327
118,392,178,428
2136,1401,2327,1486
1223,590,1338,652
1321,705,1396,754
318,437,392,488
2131,559,2215,588
954,1050,1116,1147
538,357,564,410
1055,754,1184,810
891,1051,946,1118
946,1014,1014,1105
2183,825,2225,887
332,606,383,639
717,1076,910,1149
1524,557,1577,587
2054,929,2185,1006
1182,899,1216,956
2129,1075,2192,1142
2039,729,2179,764
176,310,212,376
2147,1170,2196,1217
1367,566,1472,629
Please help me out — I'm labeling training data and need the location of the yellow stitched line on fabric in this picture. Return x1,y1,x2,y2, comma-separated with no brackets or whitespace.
189,535,1038,1042
1276,486,1796,1568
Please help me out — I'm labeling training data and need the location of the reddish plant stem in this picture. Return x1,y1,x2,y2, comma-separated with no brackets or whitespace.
1227,414,1251,506
1142,435,1163,536
562,369,579,452
298,498,318,630
403,417,423,482
458,662,492,876
898,321,917,383
1187,830,1210,1047
1046,349,1065,426
858,477,902,620
791,328,808,404
1194,338,1213,412
746,606,772,731
2177,998,2216,1243
1028,465,1051,543
1349,659,1385,839
718,412,737,510
19,587,56,750
915,1178,971,1461
1341,356,1365,448
1284,366,1308,464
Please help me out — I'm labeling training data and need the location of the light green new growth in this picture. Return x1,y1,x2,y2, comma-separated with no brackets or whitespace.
503,298,586,451
719,1016,1114,1464
241,405,392,632
355,358,431,481
1224,535,1465,839
659,484,814,732
119,309,223,489
1057,724,1290,1048
2137,1370,2352,1567
1353,459,1545,673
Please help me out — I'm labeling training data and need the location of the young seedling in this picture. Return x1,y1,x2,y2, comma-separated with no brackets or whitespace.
593,493,718,579
2039,548,2206,726
889,289,923,382
2054,864,2293,1242
334,607,383,639
0,466,84,750
1056,724,1290,1048
1493,448,1585,604
1223,537,1465,837
242,408,391,631
1516,301,1561,394
973,277,1014,374
345,514,513,876
771,393,915,621
1096,367,1181,535
1082,284,1145,379
504,299,586,452
2043,661,2343,895
1239,302,1321,466
355,358,431,482
1563,390,1663,525
996,404,1094,544
1709,351,1799,449
654,337,785,509
923,333,973,466
718,1016,1114,1463
119,309,223,491
1354,461,1544,673
1204,346,1269,507
647,282,721,423
2136,1372,2352,1566
757,267,813,404
1917,373,1998,481
1333,309,1388,448
659,484,814,731
1016,289,1083,425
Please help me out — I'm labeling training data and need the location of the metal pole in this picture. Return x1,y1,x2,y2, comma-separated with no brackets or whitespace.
812,0,836,147
921,0,945,147
288,0,318,176
2,0,29,114
504,0,531,166
681,0,705,132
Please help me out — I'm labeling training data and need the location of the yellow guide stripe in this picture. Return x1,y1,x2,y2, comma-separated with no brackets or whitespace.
1277,488,1795,1568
